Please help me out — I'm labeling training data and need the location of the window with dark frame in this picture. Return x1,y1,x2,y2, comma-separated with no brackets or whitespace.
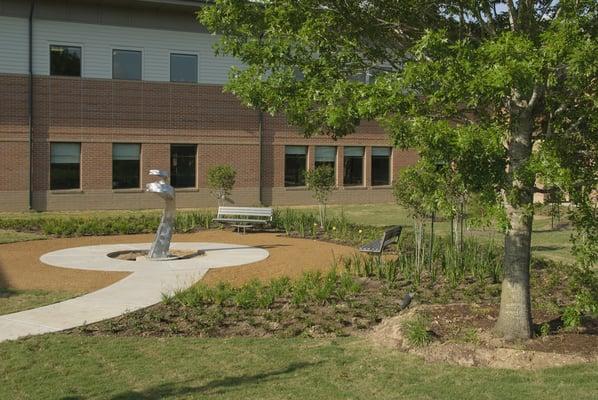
371,147,391,186
284,146,307,187
112,49,142,80
343,146,364,186
315,146,336,172
50,45,81,77
170,144,197,188
50,143,80,190
112,143,140,189
170,53,198,83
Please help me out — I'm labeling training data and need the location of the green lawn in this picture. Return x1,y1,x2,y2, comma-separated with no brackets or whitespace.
0,335,596,400
0,230,71,315
0,289,78,316
0,229,45,245
322,203,574,264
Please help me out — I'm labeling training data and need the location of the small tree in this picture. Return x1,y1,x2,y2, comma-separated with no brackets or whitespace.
305,165,336,228
393,164,437,270
207,165,236,206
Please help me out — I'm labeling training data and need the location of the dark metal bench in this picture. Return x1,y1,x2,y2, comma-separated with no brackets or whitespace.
358,226,402,257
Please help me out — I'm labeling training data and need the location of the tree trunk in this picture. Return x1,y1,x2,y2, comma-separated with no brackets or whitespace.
319,203,326,228
453,212,463,253
494,104,535,340
414,218,424,269
494,202,533,339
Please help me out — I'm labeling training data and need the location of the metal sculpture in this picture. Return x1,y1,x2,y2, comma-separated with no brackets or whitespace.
146,170,175,259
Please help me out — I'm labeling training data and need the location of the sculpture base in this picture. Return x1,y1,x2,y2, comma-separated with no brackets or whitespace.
107,249,205,262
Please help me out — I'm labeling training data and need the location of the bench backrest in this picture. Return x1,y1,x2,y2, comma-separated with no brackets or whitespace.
381,225,402,249
216,206,273,220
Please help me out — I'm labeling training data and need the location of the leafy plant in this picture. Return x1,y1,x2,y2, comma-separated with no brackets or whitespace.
402,314,433,347
539,323,550,337
207,165,236,206
562,264,598,328
233,280,261,309
457,328,480,344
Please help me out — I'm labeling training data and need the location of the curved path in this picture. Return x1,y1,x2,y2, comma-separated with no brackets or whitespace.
0,242,268,342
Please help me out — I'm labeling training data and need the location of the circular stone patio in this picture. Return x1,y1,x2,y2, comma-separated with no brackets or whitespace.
0,231,358,342
40,242,269,272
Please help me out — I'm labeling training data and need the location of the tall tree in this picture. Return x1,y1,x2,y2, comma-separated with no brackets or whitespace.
200,1,598,339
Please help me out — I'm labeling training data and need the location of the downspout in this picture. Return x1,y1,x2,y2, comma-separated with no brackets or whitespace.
257,110,264,205
28,0,35,210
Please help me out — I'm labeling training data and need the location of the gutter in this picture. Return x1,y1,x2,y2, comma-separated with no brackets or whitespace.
136,0,209,7
28,0,35,210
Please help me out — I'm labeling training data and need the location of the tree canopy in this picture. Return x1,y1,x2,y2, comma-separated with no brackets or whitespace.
200,1,598,339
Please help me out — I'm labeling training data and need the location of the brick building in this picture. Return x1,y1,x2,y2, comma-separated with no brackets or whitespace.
0,0,417,212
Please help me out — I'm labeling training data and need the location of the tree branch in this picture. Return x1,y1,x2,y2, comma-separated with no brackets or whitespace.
506,0,518,31
527,84,544,110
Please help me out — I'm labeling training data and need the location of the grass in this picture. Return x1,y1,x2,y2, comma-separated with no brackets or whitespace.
321,203,575,264
0,289,78,316
0,335,597,400
0,229,68,315
0,203,575,262
0,229,45,244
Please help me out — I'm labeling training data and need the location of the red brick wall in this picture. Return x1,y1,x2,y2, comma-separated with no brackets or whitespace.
0,73,418,211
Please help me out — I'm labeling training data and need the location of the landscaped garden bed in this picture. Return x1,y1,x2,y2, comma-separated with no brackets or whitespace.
2,206,596,369
68,226,598,369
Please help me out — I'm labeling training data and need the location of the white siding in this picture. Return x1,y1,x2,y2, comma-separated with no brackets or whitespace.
0,16,29,74
0,15,241,84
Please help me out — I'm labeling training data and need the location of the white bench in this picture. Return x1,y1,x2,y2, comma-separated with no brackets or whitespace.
213,206,273,234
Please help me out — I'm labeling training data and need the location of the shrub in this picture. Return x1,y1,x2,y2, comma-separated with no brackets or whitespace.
562,264,598,328
0,210,216,237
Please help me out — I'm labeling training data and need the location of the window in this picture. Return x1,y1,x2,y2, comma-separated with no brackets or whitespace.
372,147,392,186
170,53,198,83
284,146,307,187
50,45,81,77
170,144,197,188
343,147,364,186
112,49,142,80
112,144,140,189
50,143,80,190
315,146,336,171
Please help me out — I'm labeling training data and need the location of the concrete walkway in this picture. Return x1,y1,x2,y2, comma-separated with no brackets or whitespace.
0,242,268,342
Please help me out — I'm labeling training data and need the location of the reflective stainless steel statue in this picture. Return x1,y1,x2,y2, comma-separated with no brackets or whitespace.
146,170,175,259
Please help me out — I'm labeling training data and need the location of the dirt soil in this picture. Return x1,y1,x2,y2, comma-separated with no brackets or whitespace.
369,304,598,370
0,230,358,293
108,249,205,261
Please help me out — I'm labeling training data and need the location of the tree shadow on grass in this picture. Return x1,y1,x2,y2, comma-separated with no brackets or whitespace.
59,361,320,400
531,245,567,252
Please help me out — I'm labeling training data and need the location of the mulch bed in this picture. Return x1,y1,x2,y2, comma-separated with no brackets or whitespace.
422,303,598,357
69,278,408,338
